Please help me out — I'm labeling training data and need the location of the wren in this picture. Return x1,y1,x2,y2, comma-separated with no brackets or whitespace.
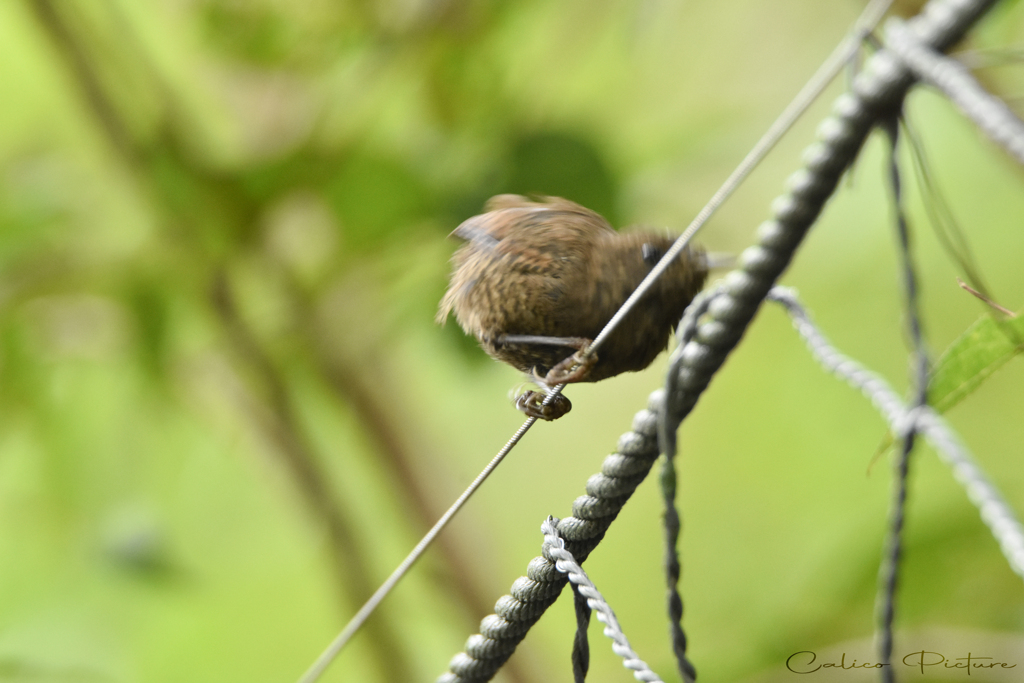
437,195,708,420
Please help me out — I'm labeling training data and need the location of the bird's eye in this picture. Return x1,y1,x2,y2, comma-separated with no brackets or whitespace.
642,243,662,265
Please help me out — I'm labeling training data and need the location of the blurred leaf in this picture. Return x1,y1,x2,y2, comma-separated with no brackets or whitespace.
147,147,256,254
242,149,433,253
324,151,433,251
503,131,620,225
929,312,1024,413
0,157,70,266
240,151,335,199
200,2,297,65
125,278,169,378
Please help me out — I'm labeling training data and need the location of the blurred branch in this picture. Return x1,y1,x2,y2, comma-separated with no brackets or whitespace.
25,0,137,160
23,2,411,679
209,269,412,682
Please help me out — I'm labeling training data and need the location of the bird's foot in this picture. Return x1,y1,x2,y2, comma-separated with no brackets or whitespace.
544,347,598,385
515,390,572,421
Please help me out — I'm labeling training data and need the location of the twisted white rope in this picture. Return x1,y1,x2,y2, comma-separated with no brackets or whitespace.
541,517,664,683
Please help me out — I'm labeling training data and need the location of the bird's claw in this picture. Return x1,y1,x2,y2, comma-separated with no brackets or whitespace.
515,390,572,421
544,349,598,385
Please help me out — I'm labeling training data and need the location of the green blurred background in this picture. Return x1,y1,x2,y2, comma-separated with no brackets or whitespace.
0,1,1023,681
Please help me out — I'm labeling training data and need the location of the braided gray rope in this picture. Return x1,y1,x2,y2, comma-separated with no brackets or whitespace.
438,1,999,680
767,286,1024,580
885,18,1024,167
437,397,665,683
541,517,664,683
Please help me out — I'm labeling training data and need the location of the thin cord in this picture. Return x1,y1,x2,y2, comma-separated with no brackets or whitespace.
296,416,538,683
660,441,696,683
571,582,592,683
877,116,930,683
541,0,892,409
574,0,894,369
900,116,993,300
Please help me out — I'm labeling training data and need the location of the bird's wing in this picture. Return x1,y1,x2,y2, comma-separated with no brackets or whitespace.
439,196,612,326
450,195,612,249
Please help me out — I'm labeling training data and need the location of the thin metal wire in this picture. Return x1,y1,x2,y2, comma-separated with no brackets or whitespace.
532,0,894,413
296,416,538,683
570,0,894,370
542,517,665,683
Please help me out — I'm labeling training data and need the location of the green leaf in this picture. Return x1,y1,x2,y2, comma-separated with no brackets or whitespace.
928,312,1024,413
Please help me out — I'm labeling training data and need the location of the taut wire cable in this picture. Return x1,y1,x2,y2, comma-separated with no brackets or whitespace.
296,417,537,683
545,0,895,394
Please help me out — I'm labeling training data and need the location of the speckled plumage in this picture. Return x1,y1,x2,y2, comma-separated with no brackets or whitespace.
438,195,707,408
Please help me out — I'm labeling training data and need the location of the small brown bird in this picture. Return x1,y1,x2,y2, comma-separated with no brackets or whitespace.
438,195,707,420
